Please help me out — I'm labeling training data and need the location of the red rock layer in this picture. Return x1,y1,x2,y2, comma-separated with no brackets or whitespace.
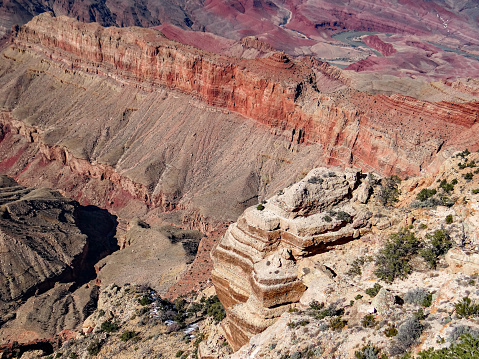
11,13,479,177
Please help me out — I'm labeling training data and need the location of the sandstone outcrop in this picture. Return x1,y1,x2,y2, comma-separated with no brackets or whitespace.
211,167,377,350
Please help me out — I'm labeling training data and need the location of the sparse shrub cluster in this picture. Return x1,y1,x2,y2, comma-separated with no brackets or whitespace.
449,325,479,343
325,210,353,223
361,314,377,328
87,340,102,356
347,257,366,277
417,188,437,202
384,326,398,337
391,316,424,354
100,320,120,333
204,295,226,322
307,301,345,323
120,330,139,342
329,316,346,331
404,288,433,307
138,295,153,306
374,229,452,282
354,345,387,359
439,179,456,194
457,149,471,159
418,333,479,358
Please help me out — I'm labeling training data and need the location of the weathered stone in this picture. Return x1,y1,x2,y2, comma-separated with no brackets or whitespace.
371,288,395,313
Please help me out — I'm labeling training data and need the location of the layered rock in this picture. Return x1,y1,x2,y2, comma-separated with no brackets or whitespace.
211,167,376,350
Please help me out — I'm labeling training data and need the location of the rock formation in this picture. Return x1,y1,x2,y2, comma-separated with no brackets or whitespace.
211,167,377,350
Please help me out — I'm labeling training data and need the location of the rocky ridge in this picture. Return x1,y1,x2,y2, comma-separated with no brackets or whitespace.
0,175,118,343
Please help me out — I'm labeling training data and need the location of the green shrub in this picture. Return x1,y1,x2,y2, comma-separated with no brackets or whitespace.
100,320,120,333
454,297,479,318
472,189,479,194
309,302,343,320
414,308,426,320
309,301,323,311
445,214,454,224
457,149,470,158
361,314,376,328
138,295,152,306
329,316,346,331
374,229,422,283
336,211,352,223
439,179,455,193
365,283,383,297
417,188,437,201
420,230,452,269
449,325,479,343
205,295,226,322
463,172,474,181
257,204,265,211
120,330,139,342
355,294,363,300
385,326,398,337
379,176,401,206
176,351,184,358
451,179,458,185
419,223,428,230
87,341,102,356
323,215,332,222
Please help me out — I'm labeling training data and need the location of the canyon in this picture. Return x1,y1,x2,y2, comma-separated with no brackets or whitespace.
0,7,478,358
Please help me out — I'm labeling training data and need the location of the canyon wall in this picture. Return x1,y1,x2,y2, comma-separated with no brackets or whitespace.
6,13,479,185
